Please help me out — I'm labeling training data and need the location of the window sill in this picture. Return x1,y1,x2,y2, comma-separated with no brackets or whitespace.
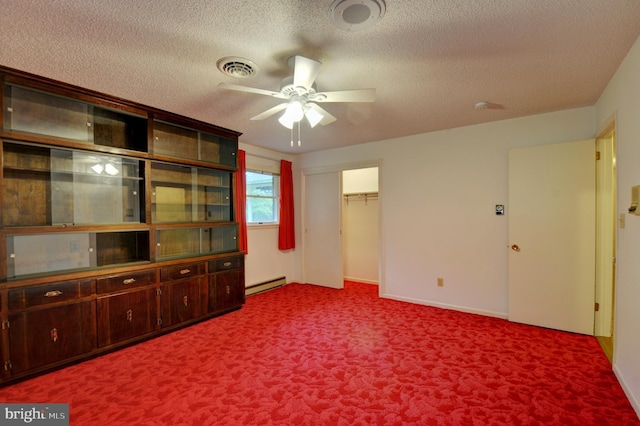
248,223,279,229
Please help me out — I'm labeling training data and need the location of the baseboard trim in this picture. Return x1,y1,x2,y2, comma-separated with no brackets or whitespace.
614,364,640,420
344,277,378,285
246,276,286,296
382,293,508,319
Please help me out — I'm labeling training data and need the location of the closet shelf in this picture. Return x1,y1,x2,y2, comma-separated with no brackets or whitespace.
343,192,378,205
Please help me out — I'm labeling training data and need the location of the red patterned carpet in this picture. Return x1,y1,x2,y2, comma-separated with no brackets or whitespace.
1,281,638,425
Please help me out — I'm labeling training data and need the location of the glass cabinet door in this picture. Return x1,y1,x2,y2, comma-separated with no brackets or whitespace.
155,224,238,261
152,120,237,167
196,168,232,222
4,84,147,151
151,162,194,223
200,132,237,168
2,143,144,227
5,230,150,278
151,162,232,223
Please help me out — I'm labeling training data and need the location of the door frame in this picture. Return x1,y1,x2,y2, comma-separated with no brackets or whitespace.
595,120,617,359
301,160,383,294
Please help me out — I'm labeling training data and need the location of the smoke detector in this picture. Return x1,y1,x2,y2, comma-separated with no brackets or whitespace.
216,57,259,78
329,0,386,32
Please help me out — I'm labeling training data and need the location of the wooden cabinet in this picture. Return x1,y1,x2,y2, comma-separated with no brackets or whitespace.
160,263,207,328
6,280,96,376
0,65,245,386
96,270,158,347
209,256,245,312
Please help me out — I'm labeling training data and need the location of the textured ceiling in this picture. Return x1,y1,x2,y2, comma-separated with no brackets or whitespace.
1,1,639,154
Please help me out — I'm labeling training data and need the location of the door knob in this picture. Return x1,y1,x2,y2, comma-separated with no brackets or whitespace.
511,244,521,252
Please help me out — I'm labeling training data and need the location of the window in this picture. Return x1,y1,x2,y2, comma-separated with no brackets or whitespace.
246,170,279,224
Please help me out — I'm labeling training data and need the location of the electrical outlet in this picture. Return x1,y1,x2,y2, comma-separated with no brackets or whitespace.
437,277,444,287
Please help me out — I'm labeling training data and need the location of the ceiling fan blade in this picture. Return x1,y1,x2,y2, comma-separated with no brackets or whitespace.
218,83,287,99
292,55,322,90
313,88,376,103
308,103,337,125
250,103,288,121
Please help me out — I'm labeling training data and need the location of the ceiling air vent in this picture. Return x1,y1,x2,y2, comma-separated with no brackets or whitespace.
329,0,386,32
216,57,259,78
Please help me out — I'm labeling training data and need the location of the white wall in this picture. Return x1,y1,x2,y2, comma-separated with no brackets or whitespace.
238,142,298,286
595,34,640,415
298,107,594,317
343,167,379,194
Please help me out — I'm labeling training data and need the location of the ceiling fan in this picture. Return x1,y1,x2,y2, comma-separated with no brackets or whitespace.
218,55,376,130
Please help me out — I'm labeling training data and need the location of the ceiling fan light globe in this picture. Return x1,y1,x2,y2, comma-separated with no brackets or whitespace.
305,108,324,127
278,113,295,129
287,101,304,122
278,101,304,128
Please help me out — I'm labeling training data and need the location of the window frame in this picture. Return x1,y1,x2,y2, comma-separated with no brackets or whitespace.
245,168,280,226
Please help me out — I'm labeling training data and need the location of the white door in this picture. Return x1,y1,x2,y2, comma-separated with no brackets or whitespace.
303,171,343,289
508,140,595,335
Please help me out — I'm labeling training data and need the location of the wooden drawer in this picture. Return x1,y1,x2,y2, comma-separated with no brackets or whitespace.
8,280,93,311
209,255,243,272
160,262,205,282
96,269,156,294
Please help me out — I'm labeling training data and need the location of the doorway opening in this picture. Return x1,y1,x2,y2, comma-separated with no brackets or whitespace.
595,122,617,363
302,162,382,292
342,167,379,286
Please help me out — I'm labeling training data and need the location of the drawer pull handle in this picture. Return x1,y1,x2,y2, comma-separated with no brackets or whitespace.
51,328,58,343
123,278,136,285
180,269,191,275
45,291,63,297
226,285,230,295
126,309,133,322
223,262,232,267
183,295,189,306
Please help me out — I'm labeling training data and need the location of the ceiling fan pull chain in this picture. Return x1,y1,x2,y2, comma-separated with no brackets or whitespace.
298,121,301,147
290,126,294,147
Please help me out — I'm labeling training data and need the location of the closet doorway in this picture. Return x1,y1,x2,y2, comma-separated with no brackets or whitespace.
342,167,379,285
302,162,381,291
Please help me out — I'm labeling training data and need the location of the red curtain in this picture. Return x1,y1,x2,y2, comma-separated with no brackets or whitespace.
278,160,295,250
235,150,248,253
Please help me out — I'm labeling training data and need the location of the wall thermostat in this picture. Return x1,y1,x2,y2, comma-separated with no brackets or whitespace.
496,205,504,215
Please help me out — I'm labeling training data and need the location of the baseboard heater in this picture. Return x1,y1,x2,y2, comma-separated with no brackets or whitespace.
245,276,286,296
